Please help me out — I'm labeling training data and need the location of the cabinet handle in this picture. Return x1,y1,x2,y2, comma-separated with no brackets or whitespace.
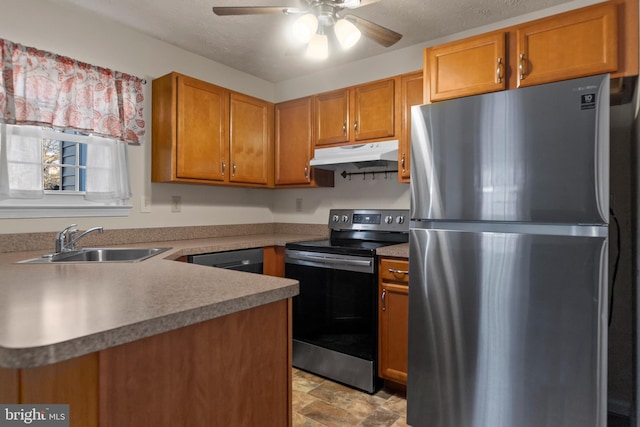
388,268,409,276
232,162,236,176
221,160,226,175
354,120,358,135
496,57,503,84
343,121,347,136
381,289,387,311
401,153,406,172
519,53,526,80
304,162,309,180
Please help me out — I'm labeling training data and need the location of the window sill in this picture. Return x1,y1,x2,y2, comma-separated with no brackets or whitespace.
0,205,132,219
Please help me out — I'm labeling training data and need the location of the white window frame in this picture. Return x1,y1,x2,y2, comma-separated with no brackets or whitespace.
0,128,132,219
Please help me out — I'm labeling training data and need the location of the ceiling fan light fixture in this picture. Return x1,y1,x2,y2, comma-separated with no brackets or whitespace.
342,0,361,8
334,18,361,49
292,13,318,43
306,33,329,60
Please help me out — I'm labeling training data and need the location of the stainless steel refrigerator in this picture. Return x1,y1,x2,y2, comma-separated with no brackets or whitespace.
407,74,610,427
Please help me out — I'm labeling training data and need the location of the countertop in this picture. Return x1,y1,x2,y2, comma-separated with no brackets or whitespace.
376,243,409,259
0,233,320,369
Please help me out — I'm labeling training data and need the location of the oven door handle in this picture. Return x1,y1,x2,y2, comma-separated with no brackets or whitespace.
286,252,372,269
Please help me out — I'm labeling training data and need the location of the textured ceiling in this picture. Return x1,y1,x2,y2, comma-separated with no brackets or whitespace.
49,0,577,82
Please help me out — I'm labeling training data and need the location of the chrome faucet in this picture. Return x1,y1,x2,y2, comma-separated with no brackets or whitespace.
55,224,104,253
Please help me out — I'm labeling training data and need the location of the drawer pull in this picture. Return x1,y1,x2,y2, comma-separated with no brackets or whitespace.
388,268,408,275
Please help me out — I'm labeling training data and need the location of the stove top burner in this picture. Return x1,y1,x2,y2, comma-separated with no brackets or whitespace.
285,209,409,256
285,239,394,257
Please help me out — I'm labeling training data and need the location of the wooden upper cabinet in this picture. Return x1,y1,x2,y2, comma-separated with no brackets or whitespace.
424,0,635,101
314,89,350,146
352,79,396,141
152,72,276,188
426,32,506,102
229,92,274,186
275,97,313,185
314,77,397,146
177,76,228,182
152,72,229,184
274,97,334,188
399,71,423,183
517,1,618,88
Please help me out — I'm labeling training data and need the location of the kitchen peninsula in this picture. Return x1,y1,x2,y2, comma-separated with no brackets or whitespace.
0,233,314,427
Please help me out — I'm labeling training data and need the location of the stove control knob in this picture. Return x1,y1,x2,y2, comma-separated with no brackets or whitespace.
341,215,349,223
385,215,393,224
332,214,340,223
396,216,405,224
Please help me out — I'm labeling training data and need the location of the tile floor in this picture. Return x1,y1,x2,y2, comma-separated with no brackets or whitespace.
292,368,632,427
292,368,408,427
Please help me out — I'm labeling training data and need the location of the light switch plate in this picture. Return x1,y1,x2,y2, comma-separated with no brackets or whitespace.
140,196,151,213
171,196,181,213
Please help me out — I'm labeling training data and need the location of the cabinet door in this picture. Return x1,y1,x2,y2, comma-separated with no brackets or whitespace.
379,282,409,384
353,79,396,141
275,97,312,185
427,32,506,101
176,75,228,181
399,71,423,182
314,89,350,146
379,258,409,385
229,92,274,185
517,2,617,87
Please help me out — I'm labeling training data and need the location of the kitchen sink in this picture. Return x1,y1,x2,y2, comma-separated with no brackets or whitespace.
19,247,172,264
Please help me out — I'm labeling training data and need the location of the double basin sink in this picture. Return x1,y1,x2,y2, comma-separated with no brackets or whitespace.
20,247,171,264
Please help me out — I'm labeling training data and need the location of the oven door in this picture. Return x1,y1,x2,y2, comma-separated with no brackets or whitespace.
285,249,378,392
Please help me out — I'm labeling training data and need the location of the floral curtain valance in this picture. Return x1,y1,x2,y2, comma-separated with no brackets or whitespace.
0,38,145,144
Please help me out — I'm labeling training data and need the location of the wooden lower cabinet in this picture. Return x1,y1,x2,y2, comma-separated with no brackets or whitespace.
263,246,285,277
0,354,99,427
378,258,409,385
0,300,292,427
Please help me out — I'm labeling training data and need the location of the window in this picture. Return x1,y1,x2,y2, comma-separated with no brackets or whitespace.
43,133,87,193
0,125,132,218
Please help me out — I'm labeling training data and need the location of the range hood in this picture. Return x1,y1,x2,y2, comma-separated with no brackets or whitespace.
310,140,399,171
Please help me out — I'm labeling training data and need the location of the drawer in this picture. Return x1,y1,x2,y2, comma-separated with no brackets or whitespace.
379,258,409,284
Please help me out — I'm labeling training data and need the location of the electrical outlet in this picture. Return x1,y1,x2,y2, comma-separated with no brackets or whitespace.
295,198,303,212
140,195,151,213
171,196,182,213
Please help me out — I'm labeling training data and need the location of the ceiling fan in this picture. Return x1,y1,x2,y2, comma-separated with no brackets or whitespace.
212,0,403,59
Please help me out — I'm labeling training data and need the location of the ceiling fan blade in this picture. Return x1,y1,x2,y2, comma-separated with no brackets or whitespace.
212,6,307,16
345,14,402,47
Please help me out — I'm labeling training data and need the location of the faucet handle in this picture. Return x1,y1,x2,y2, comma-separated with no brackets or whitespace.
55,224,78,253
57,224,78,238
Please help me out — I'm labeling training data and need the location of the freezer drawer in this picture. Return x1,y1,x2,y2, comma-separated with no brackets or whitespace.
407,227,608,427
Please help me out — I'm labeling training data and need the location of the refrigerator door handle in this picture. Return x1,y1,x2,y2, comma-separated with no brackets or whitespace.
594,74,610,223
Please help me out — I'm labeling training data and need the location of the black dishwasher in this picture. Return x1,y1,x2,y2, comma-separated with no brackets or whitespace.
188,248,263,274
